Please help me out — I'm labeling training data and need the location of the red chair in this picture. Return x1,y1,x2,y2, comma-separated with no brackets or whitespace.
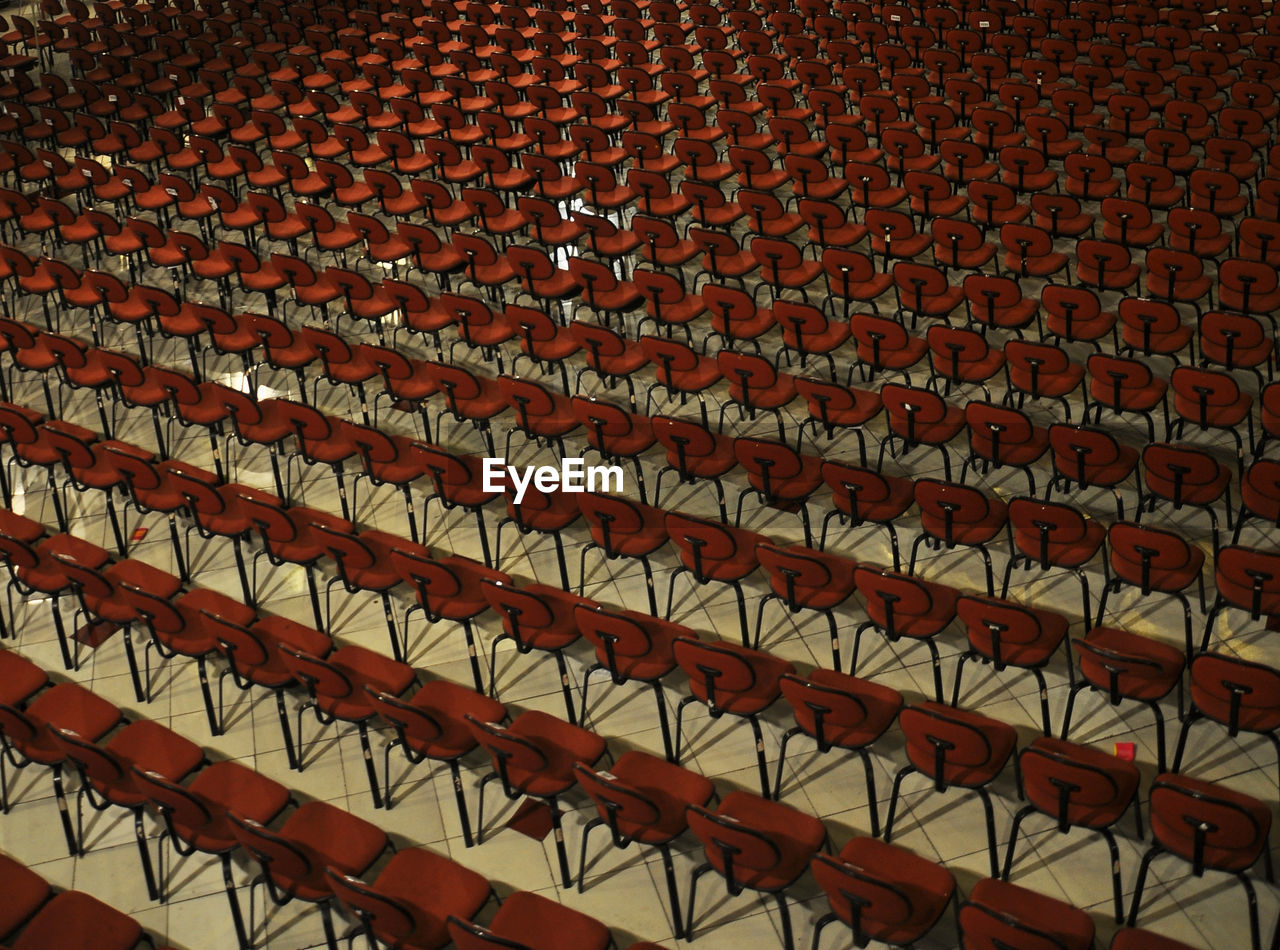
684,791,827,950
1128,775,1273,950
574,602,693,761
468,710,607,888
963,401,1050,494
573,752,715,938
1141,442,1233,553
1173,653,1280,789
413,443,501,566
774,670,901,833
849,312,928,384
1169,366,1255,467
1110,930,1199,950
956,594,1072,735
665,514,762,647
0,680,121,854
810,838,956,950
3,890,151,950
672,636,794,798
754,540,857,665
717,349,798,439
1004,497,1107,624
131,760,290,948
732,437,823,546
481,579,589,723
1004,737,1142,922
960,878,1096,950
278,644,415,808
1098,521,1205,653
820,460,914,570
909,479,1009,596
1047,423,1140,520
651,414,738,521
878,382,967,479
446,891,612,950
794,376,881,465
886,703,1018,878
854,567,959,705
229,802,390,950
1236,458,1280,544
1003,339,1085,420
926,325,1005,400
1086,353,1169,442
325,848,494,950
1062,625,1187,772
1042,283,1117,349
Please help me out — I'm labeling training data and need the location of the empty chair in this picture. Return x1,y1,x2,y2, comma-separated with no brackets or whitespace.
1141,443,1233,553
574,752,715,938
1047,423,1141,521
469,710,607,889
665,511,766,647
1061,626,1187,773
672,637,794,798
575,603,693,761
732,438,823,546
909,479,1008,596
852,567,959,703
1004,498,1107,624
1173,653,1280,788
820,461,915,569
885,703,1018,878
953,595,1071,735
1169,366,1255,467
651,415,738,522
685,791,827,950
480,579,588,724
1097,522,1205,654
1003,737,1142,923
363,678,505,844
754,542,858,665
774,670,902,834
1128,774,1273,950
810,838,956,950
447,891,612,950
963,401,1050,494
878,383,967,480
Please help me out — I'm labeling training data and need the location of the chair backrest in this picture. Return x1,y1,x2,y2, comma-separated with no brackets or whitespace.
672,636,770,700
780,673,900,750
1148,776,1269,873
665,511,752,567
572,762,666,834
324,867,419,944
686,801,785,876
1188,653,1280,733
811,847,947,946
733,437,807,487
755,542,844,598
465,715,551,784
821,461,901,516
956,594,1062,664
915,479,1001,534
277,646,356,702
48,725,129,792
959,898,1081,950
1107,521,1196,580
130,766,216,842
899,702,1006,786
229,812,320,892
573,602,689,673
1008,498,1091,554
880,383,950,425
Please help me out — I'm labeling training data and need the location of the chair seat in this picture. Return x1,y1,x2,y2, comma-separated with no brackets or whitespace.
20,684,121,764
10,890,142,950
708,791,827,891
96,720,205,807
603,749,715,842
966,877,1095,950
271,801,388,901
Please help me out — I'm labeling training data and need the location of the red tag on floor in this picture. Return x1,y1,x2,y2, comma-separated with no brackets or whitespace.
506,798,555,840
74,620,119,649
129,527,149,542
1114,742,1136,762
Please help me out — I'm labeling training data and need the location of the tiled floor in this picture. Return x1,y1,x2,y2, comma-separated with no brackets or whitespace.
0,4,1276,947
